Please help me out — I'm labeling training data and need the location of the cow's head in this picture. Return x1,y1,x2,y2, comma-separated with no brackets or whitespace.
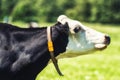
57,15,110,57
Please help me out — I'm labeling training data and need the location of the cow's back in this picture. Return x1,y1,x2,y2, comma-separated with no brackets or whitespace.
0,23,26,79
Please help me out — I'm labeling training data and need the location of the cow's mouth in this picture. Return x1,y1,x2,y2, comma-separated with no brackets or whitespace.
95,44,107,50
95,36,110,50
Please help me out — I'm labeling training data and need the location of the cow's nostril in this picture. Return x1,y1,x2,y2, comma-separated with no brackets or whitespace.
104,35,110,45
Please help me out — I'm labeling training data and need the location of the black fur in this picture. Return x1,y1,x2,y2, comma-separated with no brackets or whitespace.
0,22,69,80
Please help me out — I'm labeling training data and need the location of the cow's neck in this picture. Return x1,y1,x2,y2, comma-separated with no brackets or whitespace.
23,24,68,59
11,23,69,74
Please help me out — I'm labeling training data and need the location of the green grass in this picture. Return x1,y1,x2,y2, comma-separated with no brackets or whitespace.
11,21,54,28
36,23,120,80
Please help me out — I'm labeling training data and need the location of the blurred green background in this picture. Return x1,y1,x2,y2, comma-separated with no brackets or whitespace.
0,0,120,23
0,0,120,80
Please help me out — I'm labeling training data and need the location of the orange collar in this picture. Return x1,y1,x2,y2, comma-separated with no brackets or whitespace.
47,27,54,52
47,27,63,76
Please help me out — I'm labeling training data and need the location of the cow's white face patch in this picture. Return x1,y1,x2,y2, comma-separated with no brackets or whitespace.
57,15,110,57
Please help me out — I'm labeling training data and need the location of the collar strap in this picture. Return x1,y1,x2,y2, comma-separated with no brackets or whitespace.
47,27,63,76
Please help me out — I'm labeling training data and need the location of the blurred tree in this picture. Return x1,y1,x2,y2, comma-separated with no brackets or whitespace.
66,0,91,22
63,0,76,9
63,0,77,19
46,4,64,22
82,0,91,22
111,0,120,13
96,0,120,23
39,0,64,22
1,0,18,16
0,0,119,23
11,0,39,22
0,0,2,17
110,0,120,23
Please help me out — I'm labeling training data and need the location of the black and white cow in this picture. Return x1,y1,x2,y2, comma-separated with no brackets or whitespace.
0,15,110,80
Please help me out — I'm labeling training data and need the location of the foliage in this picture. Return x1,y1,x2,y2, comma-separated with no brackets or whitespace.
0,0,2,17
11,0,39,22
96,0,120,23
0,0,18,18
0,0,120,23
40,0,63,22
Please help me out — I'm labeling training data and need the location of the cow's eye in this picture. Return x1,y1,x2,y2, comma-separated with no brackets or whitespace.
73,26,81,33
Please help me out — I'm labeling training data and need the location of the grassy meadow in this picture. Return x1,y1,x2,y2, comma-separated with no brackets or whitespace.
34,23,120,80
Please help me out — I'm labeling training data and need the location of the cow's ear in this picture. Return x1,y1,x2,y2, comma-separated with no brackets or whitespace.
57,15,68,25
64,22,69,27
57,22,62,25
64,22,69,32
55,22,61,26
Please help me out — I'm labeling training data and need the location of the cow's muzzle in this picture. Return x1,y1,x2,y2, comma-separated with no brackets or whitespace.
95,35,110,50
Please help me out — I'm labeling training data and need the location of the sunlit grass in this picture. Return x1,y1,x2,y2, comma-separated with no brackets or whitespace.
36,23,120,80
11,21,54,28
36,54,120,80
